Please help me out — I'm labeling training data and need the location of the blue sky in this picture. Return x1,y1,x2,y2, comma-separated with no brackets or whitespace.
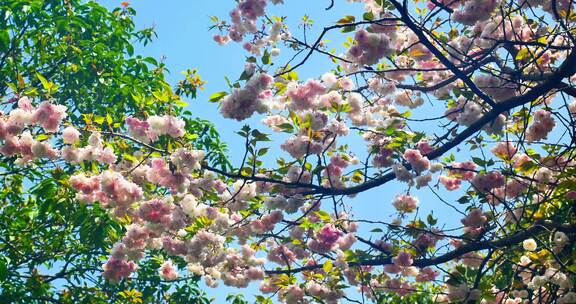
99,0,470,302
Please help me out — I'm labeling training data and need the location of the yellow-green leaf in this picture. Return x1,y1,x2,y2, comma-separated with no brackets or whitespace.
36,72,49,90
336,15,355,24
515,48,530,61
323,260,333,273
209,91,228,102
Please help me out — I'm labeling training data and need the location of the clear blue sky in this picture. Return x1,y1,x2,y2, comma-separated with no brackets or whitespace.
99,1,467,302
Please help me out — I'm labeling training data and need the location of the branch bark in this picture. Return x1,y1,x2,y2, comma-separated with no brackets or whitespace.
265,221,576,275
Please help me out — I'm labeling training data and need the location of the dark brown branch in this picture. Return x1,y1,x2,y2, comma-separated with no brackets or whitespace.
300,47,576,196
265,221,576,275
390,0,498,107
274,18,400,77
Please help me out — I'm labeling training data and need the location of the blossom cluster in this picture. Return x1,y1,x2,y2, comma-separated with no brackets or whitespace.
125,114,186,142
0,97,65,161
526,109,556,142
220,73,274,121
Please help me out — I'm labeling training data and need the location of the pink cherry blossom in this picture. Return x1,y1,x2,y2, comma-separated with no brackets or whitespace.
392,194,419,213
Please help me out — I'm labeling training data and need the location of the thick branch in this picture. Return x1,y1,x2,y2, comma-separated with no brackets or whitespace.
302,48,576,196
390,0,497,107
265,221,576,275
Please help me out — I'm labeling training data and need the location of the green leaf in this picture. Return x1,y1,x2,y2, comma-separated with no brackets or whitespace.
239,71,251,81
323,260,334,273
126,43,134,56
457,196,470,204
257,147,269,156
363,12,374,21
515,48,529,61
262,49,271,65
0,256,8,281
277,123,294,133
471,157,486,166
35,134,49,141
341,25,357,33
36,72,50,90
255,295,272,304
175,99,188,107
336,15,356,24
209,91,228,102
314,210,331,221
93,116,105,124
0,30,9,53
251,129,270,141
427,214,437,226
